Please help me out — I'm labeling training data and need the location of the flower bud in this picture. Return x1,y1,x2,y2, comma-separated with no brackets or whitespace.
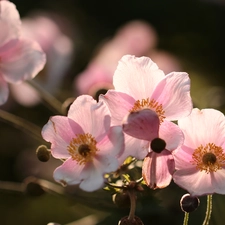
118,216,144,225
180,193,200,212
24,178,45,196
150,138,166,153
112,192,130,208
36,145,51,162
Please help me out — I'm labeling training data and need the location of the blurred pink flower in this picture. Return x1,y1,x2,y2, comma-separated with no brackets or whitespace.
0,1,46,105
10,12,74,106
100,55,192,163
75,20,157,97
42,95,124,192
123,109,184,189
173,108,225,196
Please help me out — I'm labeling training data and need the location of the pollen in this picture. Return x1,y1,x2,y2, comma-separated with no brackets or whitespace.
130,98,165,123
191,143,225,173
67,133,99,165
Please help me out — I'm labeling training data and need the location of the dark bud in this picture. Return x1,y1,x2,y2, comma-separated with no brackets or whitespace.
118,216,144,225
36,145,51,162
24,178,45,197
150,138,166,153
112,192,130,208
180,193,200,213
94,88,108,101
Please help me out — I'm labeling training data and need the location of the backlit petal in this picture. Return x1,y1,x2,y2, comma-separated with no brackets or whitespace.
113,55,165,99
1,38,46,83
123,109,159,141
151,72,192,121
42,116,83,159
68,95,111,140
142,151,175,189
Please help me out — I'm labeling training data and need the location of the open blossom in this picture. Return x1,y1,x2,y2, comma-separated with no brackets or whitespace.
123,109,184,189
100,55,192,162
42,95,124,192
173,108,225,196
11,12,74,106
0,1,46,105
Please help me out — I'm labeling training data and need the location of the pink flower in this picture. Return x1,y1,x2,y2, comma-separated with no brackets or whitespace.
75,20,157,98
41,95,124,192
0,1,46,105
10,12,74,106
100,55,192,162
173,108,225,196
123,109,184,189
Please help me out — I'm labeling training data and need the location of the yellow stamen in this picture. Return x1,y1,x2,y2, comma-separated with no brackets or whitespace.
67,133,99,165
192,143,225,173
130,98,165,123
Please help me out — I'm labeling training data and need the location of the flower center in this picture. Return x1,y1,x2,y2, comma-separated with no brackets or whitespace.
192,143,225,173
67,133,99,165
129,98,165,123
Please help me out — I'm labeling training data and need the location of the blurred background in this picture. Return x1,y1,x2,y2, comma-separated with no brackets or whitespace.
1,0,225,224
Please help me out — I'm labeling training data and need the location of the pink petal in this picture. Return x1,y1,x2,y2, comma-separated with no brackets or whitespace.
113,55,165,99
117,134,149,164
151,72,192,121
178,108,225,149
0,74,9,105
142,151,175,189
79,170,105,192
159,121,184,152
0,1,21,52
54,159,105,192
53,158,87,185
97,126,124,159
93,154,119,174
210,169,225,195
68,95,111,140
41,116,84,159
173,167,217,196
173,145,195,170
99,90,135,126
122,109,159,141
1,38,46,83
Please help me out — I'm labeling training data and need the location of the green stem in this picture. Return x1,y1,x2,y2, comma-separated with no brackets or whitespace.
202,194,213,225
0,109,45,143
127,189,136,221
27,80,63,114
183,212,189,225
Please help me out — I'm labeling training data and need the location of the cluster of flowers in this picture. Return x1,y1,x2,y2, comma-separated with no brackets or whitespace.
42,53,225,198
1,0,225,207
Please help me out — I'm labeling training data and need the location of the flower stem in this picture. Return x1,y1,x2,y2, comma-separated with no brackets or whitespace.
127,189,136,221
183,212,189,225
27,80,63,114
202,194,213,225
0,109,44,143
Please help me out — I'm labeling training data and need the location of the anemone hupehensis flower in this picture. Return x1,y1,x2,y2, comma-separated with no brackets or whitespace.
42,95,124,192
173,108,225,196
0,1,46,105
100,55,192,189
100,55,192,161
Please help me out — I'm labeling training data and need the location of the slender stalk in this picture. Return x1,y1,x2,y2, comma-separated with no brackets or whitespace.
183,212,189,225
127,189,136,221
0,109,44,143
202,194,213,225
27,80,63,114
